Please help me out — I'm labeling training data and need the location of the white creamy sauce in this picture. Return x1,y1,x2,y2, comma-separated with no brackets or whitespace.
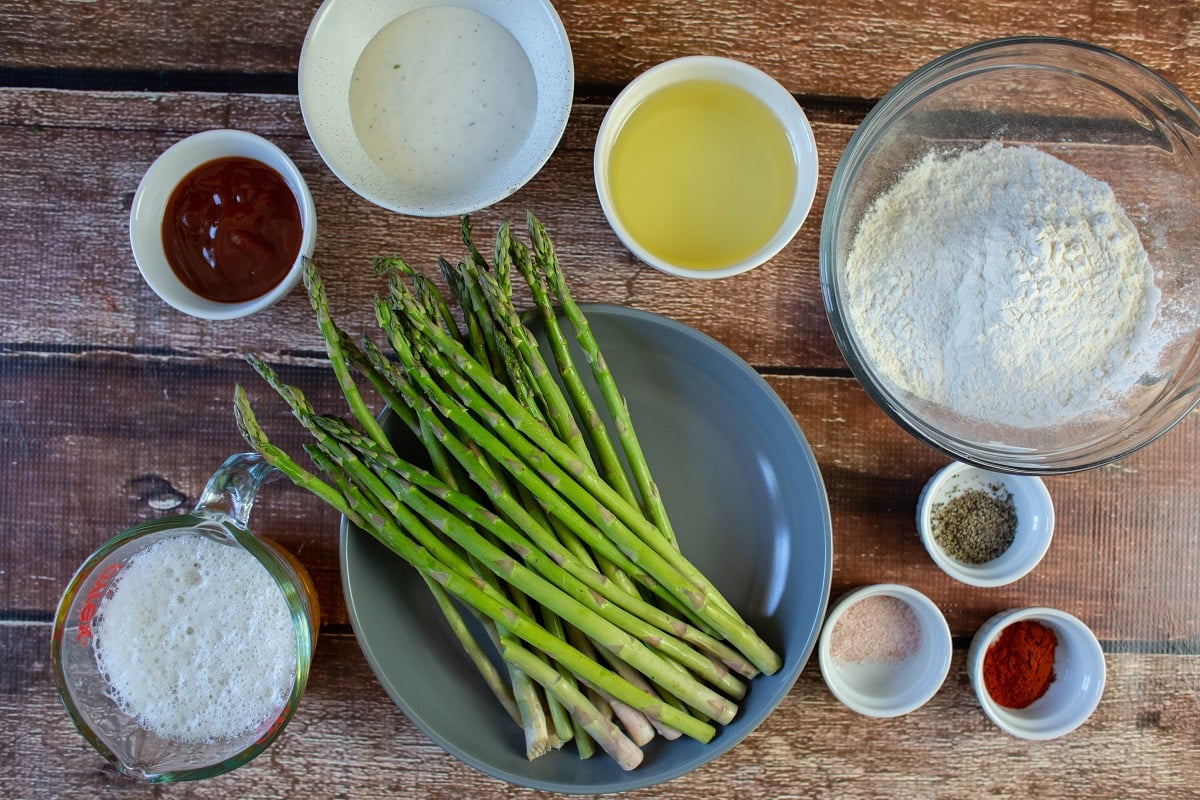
349,5,537,198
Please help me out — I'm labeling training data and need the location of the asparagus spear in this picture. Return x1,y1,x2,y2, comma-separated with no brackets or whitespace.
380,303,779,675
243,357,740,726
237,217,786,768
307,442,523,728
526,213,679,552
234,385,718,743
302,258,391,452
500,640,643,771
313,413,748,699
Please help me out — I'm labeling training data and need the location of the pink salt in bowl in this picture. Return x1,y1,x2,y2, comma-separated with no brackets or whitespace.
817,584,952,717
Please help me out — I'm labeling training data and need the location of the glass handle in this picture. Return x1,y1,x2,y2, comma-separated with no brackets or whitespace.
193,452,279,530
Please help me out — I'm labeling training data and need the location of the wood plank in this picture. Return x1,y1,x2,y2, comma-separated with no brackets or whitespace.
774,375,1200,645
6,624,1198,798
0,89,848,370
3,1,1200,102
5,351,1197,643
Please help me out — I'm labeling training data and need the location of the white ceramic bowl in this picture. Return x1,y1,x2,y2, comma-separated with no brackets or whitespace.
968,607,1106,739
818,584,952,718
298,0,573,217
594,56,819,279
129,129,317,320
917,461,1054,587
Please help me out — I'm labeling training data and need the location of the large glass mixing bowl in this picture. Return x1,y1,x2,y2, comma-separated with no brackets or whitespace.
821,37,1200,474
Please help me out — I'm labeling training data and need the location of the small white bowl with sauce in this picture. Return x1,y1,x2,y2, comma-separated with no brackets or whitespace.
594,56,819,279
129,129,317,321
299,0,573,217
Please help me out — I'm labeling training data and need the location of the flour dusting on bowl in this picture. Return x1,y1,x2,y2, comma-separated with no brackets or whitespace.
821,37,1200,472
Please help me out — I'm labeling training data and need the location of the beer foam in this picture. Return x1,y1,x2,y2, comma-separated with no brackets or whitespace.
92,532,296,743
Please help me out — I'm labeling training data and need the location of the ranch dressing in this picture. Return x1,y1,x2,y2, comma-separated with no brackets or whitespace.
349,5,537,199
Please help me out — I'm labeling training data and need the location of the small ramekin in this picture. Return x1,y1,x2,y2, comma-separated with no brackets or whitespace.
818,584,952,718
129,129,317,320
968,607,1106,739
594,56,819,279
917,461,1054,587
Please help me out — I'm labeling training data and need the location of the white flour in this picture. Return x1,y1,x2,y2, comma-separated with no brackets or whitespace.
845,142,1160,427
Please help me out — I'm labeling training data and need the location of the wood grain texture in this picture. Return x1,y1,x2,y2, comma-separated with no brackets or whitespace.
3,1,1200,102
6,626,1198,799
5,350,1198,644
0,89,848,370
4,1,1200,795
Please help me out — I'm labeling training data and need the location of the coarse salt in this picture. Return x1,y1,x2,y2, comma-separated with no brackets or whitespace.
830,594,922,664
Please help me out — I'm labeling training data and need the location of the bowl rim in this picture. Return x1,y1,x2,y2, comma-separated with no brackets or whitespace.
819,35,1200,475
817,583,952,718
967,606,1106,740
916,462,1055,587
128,129,317,321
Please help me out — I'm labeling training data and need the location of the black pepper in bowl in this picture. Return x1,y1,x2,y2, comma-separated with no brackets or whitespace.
930,485,1017,564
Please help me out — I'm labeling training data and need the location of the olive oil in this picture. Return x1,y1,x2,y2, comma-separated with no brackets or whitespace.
606,79,798,271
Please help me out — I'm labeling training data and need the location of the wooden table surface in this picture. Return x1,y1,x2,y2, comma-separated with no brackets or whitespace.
3,2,1199,798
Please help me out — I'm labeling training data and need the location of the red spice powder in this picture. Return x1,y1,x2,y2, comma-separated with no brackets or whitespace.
982,619,1057,709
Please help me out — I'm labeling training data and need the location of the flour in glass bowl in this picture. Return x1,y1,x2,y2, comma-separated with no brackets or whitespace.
844,141,1161,428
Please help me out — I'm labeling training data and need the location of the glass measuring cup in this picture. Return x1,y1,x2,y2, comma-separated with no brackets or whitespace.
50,452,319,782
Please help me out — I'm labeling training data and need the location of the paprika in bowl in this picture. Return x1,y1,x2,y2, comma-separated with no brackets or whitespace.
968,607,1106,740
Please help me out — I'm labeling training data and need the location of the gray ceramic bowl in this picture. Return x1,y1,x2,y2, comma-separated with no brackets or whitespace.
340,305,833,792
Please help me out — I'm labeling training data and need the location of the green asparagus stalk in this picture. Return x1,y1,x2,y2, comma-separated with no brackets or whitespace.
459,227,657,629
387,281,735,600
500,640,644,771
314,413,748,698
302,258,391,452
245,358,740,725
234,385,718,743
368,268,585,745
247,348,556,756
527,213,679,552
379,301,779,675
510,235,638,508
309,441,523,728
237,217,787,770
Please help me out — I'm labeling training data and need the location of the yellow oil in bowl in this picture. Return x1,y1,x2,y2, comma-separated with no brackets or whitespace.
604,78,799,272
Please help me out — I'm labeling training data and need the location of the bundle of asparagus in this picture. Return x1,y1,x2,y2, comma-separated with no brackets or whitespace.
235,213,781,770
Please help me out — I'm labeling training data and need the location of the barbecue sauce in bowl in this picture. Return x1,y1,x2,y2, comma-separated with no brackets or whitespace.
162,157,303,303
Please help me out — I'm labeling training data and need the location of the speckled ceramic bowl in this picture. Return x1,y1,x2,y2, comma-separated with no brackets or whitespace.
298,0,573,216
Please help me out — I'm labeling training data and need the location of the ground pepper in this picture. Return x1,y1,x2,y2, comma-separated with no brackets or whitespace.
931,485,1017,564
982,619,1057,708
